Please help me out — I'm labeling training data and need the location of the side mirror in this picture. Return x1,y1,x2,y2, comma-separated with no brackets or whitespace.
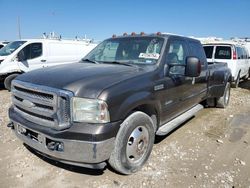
185,57,201,77
17,51,25,61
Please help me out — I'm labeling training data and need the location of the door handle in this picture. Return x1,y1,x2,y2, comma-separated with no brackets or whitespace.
41,59,46,62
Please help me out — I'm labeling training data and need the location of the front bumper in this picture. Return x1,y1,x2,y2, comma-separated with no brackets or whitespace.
9,107,120,169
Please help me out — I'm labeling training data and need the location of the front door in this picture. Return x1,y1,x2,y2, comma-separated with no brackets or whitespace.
17,42,44,72
159,39,197,124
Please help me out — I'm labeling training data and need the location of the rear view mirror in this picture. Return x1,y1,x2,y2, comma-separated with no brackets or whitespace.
185,57,201,77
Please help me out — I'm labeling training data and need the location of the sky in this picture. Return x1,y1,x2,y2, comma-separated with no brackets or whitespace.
0,0,249,41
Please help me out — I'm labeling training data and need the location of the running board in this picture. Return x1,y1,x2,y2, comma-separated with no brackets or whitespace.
156,104,204,136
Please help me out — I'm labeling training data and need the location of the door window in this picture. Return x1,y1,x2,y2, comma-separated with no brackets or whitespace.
22,43,42,60
166,40,188,75
189,41,206,65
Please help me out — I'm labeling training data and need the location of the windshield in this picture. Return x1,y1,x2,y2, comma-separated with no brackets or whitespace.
0,41,26,56
84,37,164,65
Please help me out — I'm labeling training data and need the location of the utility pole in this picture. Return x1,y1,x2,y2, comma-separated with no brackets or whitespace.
17,16,21,39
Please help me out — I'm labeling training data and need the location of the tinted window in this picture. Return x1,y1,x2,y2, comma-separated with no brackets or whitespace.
215,46,231,59
21,43,42,60
203,46,214,59
189,41,206,64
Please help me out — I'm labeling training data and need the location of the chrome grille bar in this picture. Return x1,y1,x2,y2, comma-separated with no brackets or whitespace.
11,80,73,130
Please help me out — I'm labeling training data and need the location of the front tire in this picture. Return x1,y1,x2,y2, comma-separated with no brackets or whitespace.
4,73,19,91
109,111,155,174
216,82,230,108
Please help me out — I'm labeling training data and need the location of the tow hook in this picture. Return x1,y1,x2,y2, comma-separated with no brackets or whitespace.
7,122,14,129
47,141,64,152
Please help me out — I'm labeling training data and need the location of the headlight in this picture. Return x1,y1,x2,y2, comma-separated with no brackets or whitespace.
72,97,110,123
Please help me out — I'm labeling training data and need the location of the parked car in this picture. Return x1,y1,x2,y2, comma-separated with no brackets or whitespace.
0,39,97,90
8,32,231,174
203,41,250,87
0,41,9,49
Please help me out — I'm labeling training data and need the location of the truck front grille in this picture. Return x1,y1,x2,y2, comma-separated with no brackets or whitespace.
11,80,73,130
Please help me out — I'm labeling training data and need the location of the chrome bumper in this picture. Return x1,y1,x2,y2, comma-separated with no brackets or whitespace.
12,122,115,169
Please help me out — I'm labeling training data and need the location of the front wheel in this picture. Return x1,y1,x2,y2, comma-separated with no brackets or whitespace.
216,82,230,108
109,111,155,174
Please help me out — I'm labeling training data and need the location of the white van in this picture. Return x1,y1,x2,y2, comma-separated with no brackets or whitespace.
0,41,9,49
0,39,97,90
203,41,250,87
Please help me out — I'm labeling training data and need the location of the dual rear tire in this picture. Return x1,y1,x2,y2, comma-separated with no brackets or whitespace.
216,82,231,108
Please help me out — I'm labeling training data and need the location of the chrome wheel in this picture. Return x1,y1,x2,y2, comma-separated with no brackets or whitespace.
126,126,149,163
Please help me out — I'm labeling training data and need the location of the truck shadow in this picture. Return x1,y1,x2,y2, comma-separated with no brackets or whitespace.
0,83,5,90
154,117,194,144
24,144,105,176
239,79,250,90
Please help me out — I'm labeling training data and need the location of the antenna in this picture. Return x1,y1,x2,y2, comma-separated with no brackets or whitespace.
17,16,21,39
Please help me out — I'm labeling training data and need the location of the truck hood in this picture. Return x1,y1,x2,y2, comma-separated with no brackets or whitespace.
17,62,149,98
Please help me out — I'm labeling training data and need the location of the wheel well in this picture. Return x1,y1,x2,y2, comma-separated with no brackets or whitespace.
130,104,159,132
5,72,22,78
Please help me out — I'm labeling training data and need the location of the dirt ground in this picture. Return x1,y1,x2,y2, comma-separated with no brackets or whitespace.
0,80,250,188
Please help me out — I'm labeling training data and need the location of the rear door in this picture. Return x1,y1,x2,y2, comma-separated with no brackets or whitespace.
213,45,237,78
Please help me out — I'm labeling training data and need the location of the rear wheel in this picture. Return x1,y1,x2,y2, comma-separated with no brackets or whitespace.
216,82,230,108
4,73,20,91
109,111,155,174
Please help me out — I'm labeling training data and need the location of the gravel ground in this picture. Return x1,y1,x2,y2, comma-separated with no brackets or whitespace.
0,81,250,188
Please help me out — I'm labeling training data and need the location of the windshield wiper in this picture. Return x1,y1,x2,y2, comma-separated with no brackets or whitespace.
81,58,99,64
103,61,134,67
